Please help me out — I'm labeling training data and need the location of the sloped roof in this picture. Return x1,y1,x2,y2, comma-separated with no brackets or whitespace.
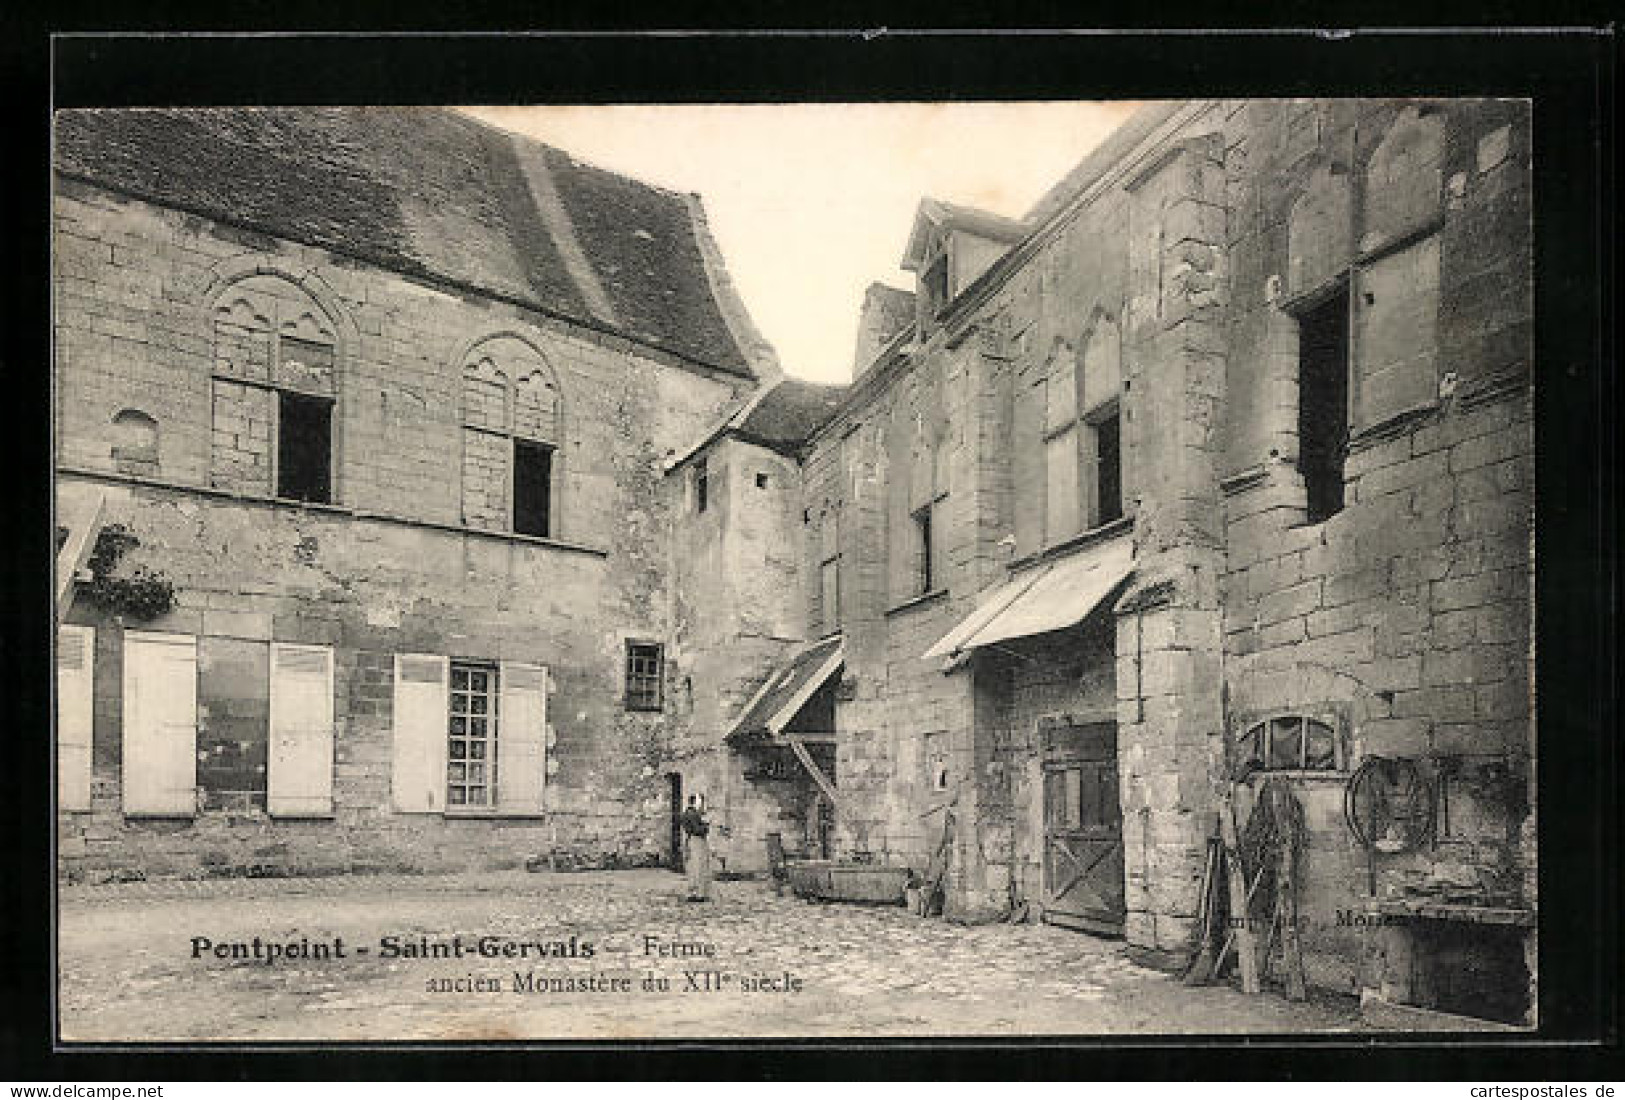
734,379,848,454
1022,102,1187,225
726,637,845,746
53,107,757,378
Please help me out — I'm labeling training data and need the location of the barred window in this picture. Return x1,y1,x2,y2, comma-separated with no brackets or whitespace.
1235,715,1341,775
625,642,664,712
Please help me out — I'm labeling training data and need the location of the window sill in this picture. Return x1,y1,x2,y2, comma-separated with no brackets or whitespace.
1008,515,1133,572
442,809,547,820
1238,770,1348,783
885,588,949,617
1347,401,1440,451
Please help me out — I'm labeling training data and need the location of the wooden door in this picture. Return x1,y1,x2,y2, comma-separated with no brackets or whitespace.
1041,720,1125,935
668,773,684,872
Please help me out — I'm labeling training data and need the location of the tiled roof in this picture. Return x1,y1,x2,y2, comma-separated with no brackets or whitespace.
53,107,757,378
734,379,849,454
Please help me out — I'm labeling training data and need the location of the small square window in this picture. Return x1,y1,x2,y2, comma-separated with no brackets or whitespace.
625,641,664,712
755,472,770,490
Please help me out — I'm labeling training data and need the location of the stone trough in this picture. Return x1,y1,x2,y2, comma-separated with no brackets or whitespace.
785,860,911,905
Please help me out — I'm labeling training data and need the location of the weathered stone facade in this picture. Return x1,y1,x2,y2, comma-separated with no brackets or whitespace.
54,100,1535,1022
53,109,762,881
758,98,1533,1015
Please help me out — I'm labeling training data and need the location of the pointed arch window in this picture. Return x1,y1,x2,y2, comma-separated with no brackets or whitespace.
459,336,563,539
1043,315,1123,545
209,275,339,503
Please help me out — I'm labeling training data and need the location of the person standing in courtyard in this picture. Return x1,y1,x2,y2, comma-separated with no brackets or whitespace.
680,794,712,902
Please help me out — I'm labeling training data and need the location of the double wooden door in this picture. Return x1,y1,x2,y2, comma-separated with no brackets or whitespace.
1041,720,1125,935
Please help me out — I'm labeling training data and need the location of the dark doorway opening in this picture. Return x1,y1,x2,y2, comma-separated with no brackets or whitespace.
277,391,332,503
667,772,683,873
1297,287,1349,523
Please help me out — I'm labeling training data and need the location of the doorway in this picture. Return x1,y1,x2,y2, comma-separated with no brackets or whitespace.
666,772,683,872
1041,720,1125,935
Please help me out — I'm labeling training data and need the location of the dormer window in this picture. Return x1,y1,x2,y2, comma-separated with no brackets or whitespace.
900,197,1027,334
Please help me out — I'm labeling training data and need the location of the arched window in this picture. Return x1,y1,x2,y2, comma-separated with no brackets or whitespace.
111,408,159,473
459,335,563,539
209,275,338,503
1235,715,1342,775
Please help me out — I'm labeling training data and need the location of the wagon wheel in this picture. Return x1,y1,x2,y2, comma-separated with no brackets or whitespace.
1345,756,1435,894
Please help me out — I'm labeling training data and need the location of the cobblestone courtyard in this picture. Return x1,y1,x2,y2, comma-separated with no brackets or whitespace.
59,870,1365,1041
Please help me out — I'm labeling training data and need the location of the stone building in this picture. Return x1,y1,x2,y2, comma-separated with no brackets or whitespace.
54,100,1535,1024
699,99,1534,1022
52,107,776,879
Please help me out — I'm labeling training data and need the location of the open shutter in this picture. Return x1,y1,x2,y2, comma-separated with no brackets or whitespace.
497,661,548,815
122,631,197,816
57,625,95,812
268,643,335,817
392,653,448,813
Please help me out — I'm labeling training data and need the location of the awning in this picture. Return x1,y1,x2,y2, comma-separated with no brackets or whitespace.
922,535,1133,661
725,636,844,746
56,484,107,623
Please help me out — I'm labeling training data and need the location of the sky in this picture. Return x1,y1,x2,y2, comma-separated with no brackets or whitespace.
461,103,1142,385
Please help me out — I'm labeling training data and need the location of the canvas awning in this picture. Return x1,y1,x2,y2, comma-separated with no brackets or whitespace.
725,636,844,746
922,535,1133,661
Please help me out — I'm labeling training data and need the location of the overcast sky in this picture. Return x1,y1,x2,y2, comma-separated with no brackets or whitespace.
461,103,1142,385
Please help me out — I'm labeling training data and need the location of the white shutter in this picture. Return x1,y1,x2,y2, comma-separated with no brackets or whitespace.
497,661,547,815
122,631,197,816
268,643,335,817
57,625,95,812
392,653,448,813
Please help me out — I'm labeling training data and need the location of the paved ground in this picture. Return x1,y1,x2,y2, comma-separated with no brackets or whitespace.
59,870,1365,1041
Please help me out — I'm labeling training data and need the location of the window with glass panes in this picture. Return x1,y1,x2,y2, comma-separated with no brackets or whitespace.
448,663,498,806
625,642,663,712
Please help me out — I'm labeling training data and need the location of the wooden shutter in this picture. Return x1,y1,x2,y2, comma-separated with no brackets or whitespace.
392,653,448,813
497,661,548,815
1354,235,1441,431
122,631,197,816
268,643,335,817
57,625,95,812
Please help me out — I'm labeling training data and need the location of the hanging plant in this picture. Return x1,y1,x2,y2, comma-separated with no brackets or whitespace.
83,523,176,621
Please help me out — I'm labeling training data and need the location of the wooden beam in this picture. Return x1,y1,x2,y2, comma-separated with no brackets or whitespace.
785,735,840,810
776,729,836,745
1218,781,1261,994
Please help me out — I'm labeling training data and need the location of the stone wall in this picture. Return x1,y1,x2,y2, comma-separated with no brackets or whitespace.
791,99,1533,998
664,435,810,874
1216,98,1534,992
54,179,748,881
